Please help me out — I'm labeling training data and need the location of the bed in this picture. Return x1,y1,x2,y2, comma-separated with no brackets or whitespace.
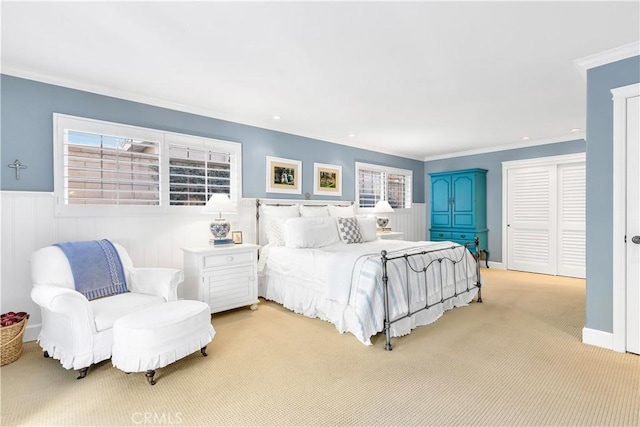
256,199,483,350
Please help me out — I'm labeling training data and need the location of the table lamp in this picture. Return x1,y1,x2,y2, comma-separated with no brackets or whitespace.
372,200,394,229
201,194,237,241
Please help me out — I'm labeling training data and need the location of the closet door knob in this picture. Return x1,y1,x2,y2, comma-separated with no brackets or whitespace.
632,236,640,244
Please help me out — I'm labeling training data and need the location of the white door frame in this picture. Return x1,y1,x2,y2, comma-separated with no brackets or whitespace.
502,152,586,273
612,82,640,353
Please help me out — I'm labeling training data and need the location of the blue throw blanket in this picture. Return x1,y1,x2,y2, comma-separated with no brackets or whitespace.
54,239,128,300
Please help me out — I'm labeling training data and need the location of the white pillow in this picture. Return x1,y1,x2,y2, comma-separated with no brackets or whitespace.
357,216,378,242
299,205,329,218
284,217,340,248
336,217,363,244
267,218,291,246
261,204,299,244
328,204,356,218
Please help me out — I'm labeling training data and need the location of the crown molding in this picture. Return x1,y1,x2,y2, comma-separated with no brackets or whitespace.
423,133,586,162
2,66,242,124
574,41,640,81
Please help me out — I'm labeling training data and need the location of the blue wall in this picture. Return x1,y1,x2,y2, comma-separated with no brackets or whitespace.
0,75,425,201
424,139,586,263
585,55,640,334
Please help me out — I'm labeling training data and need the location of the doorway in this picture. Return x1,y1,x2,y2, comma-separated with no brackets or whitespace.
612,83,640,354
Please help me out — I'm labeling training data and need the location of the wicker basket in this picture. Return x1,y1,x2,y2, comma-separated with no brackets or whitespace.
1,315,29,366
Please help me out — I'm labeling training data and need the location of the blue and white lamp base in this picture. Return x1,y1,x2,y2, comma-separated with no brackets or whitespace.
210,219,232,245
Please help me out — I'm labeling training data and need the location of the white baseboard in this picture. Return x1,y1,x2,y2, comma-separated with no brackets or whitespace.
582,327,614,350
24,324,40,343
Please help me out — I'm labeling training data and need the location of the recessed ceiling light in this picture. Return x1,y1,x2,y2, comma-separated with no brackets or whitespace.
570,128,581,132
348,134,356,138
521,136,530,141
273,115,281,120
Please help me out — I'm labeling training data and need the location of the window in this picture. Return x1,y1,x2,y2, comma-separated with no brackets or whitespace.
356,162,412,209
63,130,161,206
168,144,232,206
54,114,241,215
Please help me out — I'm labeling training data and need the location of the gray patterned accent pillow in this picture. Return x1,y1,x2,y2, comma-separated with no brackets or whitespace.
336,217,363,244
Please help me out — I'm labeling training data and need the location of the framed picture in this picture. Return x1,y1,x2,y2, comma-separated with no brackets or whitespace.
314,163,342,196
231,231,243,244
266,156,302,194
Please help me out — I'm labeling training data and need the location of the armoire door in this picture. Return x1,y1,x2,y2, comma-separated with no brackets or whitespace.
452,172,476,228
431,175,452,228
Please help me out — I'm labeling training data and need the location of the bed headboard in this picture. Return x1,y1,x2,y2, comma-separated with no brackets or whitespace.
255,198,355,246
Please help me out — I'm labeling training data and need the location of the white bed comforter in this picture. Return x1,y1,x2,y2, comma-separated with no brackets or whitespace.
258,240,480,345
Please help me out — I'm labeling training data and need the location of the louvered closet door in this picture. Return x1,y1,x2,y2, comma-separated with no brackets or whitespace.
558,163,586,278
507,166,557,275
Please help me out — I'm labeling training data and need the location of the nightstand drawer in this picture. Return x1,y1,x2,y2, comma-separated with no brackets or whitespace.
203,250,255,268
430,231,451,240
452,232,473,242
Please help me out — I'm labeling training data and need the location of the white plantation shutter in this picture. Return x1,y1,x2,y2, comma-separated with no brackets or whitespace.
387,173,411,209
358,169,384,208
63,130,160,206
356,163,412,209
168,144,232,206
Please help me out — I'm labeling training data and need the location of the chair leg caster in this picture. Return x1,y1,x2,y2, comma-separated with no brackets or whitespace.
43,351,50,358
201,346,208,357
145,370,156,385
77,367,88,380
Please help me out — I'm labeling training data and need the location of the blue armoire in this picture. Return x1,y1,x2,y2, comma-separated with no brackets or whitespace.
429,168,488,258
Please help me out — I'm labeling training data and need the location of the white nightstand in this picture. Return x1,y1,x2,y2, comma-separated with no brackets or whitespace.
181,244,260,314
377,231,404,240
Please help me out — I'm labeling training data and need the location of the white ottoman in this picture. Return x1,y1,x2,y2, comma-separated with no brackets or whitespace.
112,300,215,385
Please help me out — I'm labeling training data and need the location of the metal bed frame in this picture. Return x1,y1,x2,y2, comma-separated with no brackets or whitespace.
255,198,483,351
380,238,482,350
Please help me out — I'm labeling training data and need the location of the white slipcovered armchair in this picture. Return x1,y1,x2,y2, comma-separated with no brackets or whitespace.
30,242,184,379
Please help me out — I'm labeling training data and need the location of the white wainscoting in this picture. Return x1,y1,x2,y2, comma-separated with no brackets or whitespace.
385,204,427,242
0,192,426,342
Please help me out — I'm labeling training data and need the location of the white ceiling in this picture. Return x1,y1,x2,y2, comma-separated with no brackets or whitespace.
2,1,639,160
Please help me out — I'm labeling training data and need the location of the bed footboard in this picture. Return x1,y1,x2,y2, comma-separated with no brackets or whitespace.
380,237,483,351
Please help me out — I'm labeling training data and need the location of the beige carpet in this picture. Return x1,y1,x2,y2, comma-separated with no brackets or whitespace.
1,269,638,426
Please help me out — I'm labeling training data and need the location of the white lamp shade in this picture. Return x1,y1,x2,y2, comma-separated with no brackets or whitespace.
201,194,237,215
372,200,394,213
